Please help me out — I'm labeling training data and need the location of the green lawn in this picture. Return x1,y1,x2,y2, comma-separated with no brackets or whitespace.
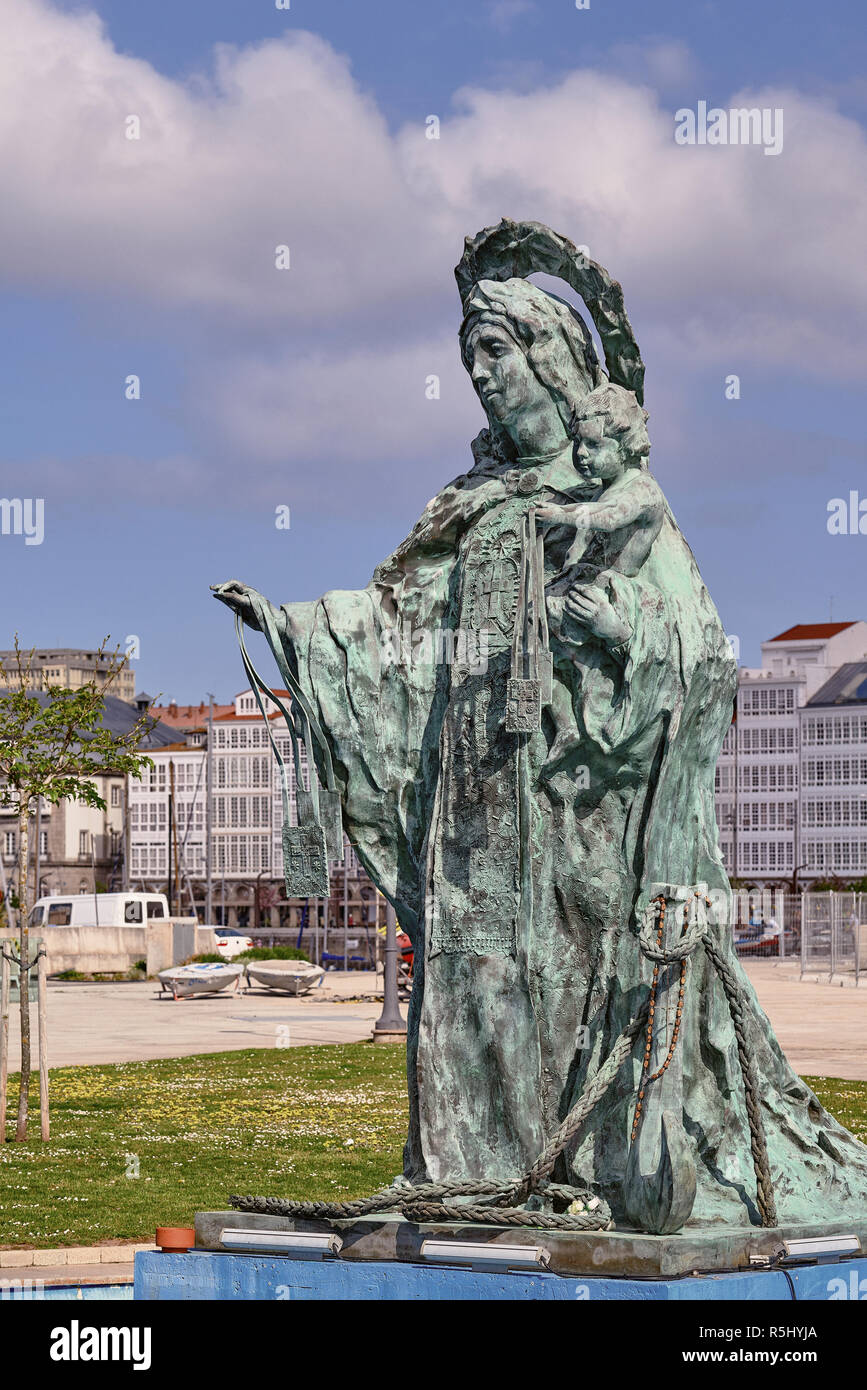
802,1076,867,1146
0,1044,407,1248
0,1047,865,1249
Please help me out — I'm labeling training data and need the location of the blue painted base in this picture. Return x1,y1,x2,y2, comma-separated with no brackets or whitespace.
0,1281,133,1302
134,1251,867,1301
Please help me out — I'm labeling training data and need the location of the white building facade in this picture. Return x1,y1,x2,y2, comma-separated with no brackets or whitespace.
127,689,369,929
715,622,867,887
801,663,867,880
128,738,206,893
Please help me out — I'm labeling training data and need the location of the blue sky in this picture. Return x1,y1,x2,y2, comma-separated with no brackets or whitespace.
51,1,867,124
2,0,866,702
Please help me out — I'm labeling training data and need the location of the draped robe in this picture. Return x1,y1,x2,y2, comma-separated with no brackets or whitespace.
263,444,867,1227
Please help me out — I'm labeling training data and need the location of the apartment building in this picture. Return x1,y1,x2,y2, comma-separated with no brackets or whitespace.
0,647,136,703
127,734,207,897
127,688,374,931
0,694,177,901
801,662,867,880
715,621,867,887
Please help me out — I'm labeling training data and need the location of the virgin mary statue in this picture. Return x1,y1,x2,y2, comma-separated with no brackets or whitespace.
214,220,867,1230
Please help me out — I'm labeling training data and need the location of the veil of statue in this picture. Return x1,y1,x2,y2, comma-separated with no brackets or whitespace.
213,220,867,1236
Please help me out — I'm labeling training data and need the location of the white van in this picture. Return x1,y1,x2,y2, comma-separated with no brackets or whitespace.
28,893,170,928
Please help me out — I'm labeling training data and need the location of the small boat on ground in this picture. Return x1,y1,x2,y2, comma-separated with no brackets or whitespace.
245,960,325,996
158,962,243,999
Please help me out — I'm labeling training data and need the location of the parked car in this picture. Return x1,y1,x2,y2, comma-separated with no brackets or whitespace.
213,928,253,958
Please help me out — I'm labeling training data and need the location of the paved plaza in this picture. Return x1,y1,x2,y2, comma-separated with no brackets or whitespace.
744,958,867,1081
6,971,396,1068
2,961,863,1078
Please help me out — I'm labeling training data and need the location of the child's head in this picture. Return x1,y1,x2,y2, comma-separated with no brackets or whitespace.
569,383,650,483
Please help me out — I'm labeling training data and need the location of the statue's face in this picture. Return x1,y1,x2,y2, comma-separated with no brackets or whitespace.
573,418,624,483
465,323,557,437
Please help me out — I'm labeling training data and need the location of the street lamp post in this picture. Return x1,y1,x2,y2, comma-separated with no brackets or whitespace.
255,868,265,938
373,900,406,1043
791,861,809,973
205,694,214,925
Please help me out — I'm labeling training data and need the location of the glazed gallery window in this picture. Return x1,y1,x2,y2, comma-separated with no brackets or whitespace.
738,802,796,830
740,765,797,792
740,727,797,754
804,758,867,787
740,687,796,716
802,715,867,747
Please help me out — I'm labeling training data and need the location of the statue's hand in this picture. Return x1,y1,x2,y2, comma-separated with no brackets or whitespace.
210,580,266,631
564,584,631,648
536,504,589,530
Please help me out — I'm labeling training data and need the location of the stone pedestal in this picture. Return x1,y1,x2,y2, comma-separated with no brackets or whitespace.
132,1208,867,1300
192,1208,867,1279
134,1248,867,1302
371,1028,407,1044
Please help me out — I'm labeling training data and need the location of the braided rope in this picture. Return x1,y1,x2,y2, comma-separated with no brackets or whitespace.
637,899,706,964
512,1008,648,1203
230,900,779,1234
230,1185,416,1221
701,931,778,1227
229,1180,513,1222
230,1009,646,1231
398,1196,610,1231
635,894,777,1227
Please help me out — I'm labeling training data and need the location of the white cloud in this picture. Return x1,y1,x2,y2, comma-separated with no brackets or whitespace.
189,333,482,515
1,0,865,363
0,1,433,322
399,73,867,374
2,0,867,509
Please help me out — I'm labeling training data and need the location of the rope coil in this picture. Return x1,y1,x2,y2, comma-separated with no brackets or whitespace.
231,1009,647,1231
231,891,779,1232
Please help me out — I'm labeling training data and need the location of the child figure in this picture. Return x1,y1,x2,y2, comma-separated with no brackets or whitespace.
536,382,664,777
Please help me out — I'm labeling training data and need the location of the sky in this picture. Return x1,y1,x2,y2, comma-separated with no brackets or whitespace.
1,0,865,702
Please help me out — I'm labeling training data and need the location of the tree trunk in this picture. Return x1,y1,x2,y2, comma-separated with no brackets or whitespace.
15,804,29,1141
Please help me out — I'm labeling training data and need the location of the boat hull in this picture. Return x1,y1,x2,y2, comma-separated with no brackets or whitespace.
245,962,324,996
158,963,243,998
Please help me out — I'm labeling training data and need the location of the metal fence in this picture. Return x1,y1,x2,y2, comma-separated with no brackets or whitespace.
729,890,864,983
801,892,864,983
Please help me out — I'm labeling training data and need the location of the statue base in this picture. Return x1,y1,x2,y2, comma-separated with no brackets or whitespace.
132,1209,867,1300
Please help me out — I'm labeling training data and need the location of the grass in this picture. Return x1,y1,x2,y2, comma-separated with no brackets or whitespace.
0,1051,864,1249
0,1044,407,1248
803,1075,867,1144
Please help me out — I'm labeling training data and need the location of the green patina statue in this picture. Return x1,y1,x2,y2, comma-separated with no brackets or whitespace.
213,220,867,1234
